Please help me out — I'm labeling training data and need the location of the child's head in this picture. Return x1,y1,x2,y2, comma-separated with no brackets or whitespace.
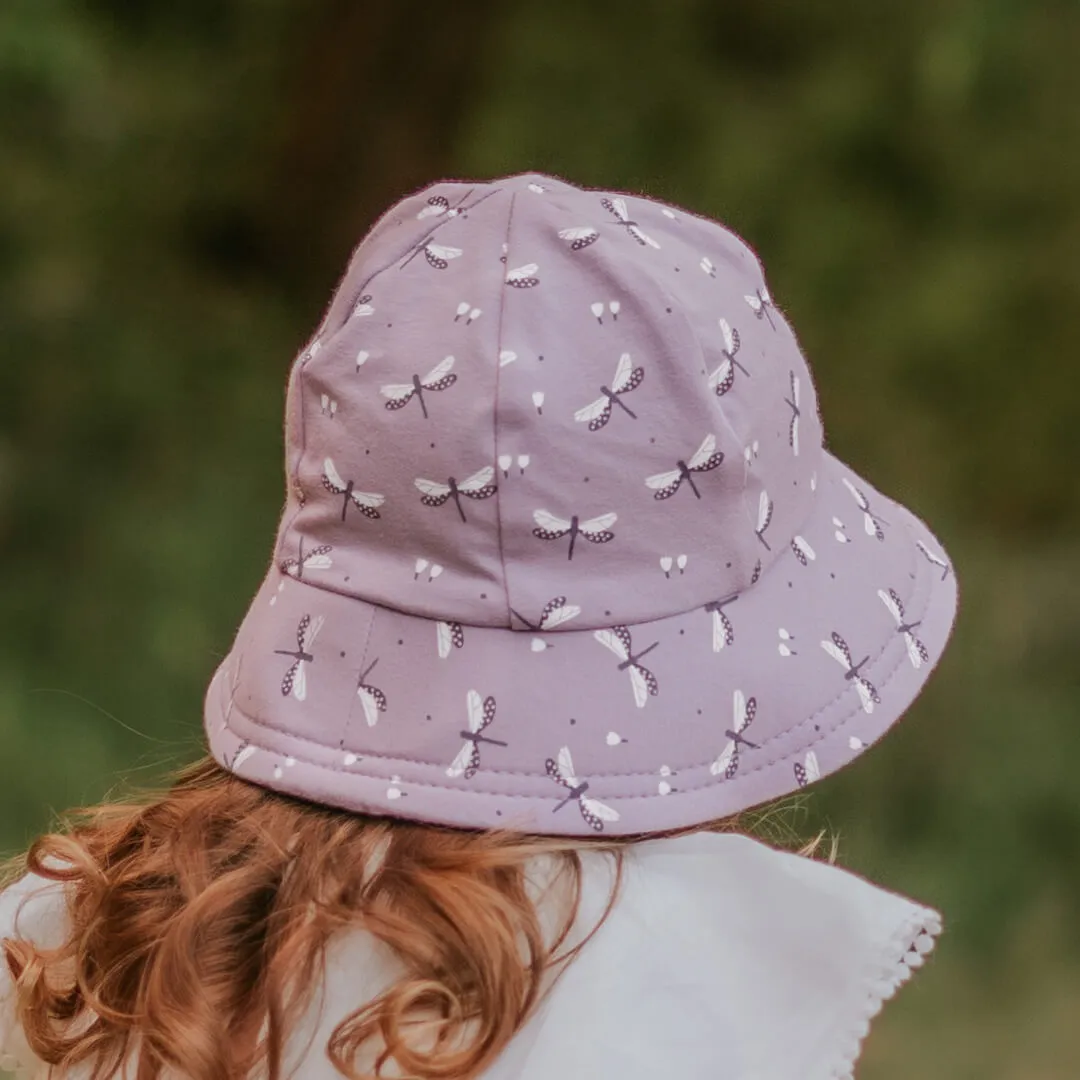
3,173,956,1080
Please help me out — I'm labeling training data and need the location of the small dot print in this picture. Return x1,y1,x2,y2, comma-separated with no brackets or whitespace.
430,442,436,449
340,650,346,658
830,572,836,580
814,724,821,732
583,476,590,483
665,307,672,314
365,449,371,455
344,576,351,582
569,717,577,726
674,266,681,272
538,354,545,361
480,592,487,599
604,610,612,616
397,638,404,645
650,437,656,444
425,714,432,721
679,629,685,636
496,810,503,816
696,708,702,715
387,323,393,328
725,561,732,569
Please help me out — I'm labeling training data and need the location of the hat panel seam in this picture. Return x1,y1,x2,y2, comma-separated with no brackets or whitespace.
489,189,517,626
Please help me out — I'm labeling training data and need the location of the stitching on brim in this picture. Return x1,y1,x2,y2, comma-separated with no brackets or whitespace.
214,510,939,800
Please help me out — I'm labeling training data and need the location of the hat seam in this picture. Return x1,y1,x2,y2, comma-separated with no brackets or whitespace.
489,188,518,626
219,510,933,795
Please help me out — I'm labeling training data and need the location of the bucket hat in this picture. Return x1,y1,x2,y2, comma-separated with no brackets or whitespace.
204,172,958,835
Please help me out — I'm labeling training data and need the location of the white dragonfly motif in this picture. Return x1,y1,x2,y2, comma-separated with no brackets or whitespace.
601,197,661,249
703,594,738,652
447,690,506,779
279,539,333,580
841,477,889,540
755,490,774,550
791,535,816,566
744,285,776,329
436,620,465,659
401,239,464,270
710,689,759,779
356,658,387,727
505,263,540,288
415,465,497,523
794,749,821,787
510,597,581,652
416,189,474,220
546,745,621,831
820,631,881,714
321,458,385,522
574,352,644,430
707,319,749,397
230,742,258,772
532,509,617,560
645,433,725,500
915,540,952,581
594,626,659,708
784,370,801,456
558,226,599,250
274,613,325,702
878,588,930,670
380,355,458,419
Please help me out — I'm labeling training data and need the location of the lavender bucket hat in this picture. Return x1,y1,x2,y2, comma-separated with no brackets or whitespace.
204,172,958,836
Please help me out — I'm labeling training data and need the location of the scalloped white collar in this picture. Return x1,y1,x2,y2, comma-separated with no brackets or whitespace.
0,834,940,1080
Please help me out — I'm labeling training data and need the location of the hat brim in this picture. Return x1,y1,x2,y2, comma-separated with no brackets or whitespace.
205,450,957,836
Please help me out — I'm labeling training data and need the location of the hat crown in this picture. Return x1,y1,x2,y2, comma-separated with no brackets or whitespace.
279,173,824,630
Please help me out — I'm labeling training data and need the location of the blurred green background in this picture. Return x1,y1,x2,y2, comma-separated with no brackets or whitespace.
1,1,1078,1076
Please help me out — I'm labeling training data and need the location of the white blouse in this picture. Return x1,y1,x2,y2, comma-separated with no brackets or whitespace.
0,833,940,1079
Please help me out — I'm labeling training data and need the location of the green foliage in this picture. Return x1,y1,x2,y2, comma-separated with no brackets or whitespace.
1,2,1077,1076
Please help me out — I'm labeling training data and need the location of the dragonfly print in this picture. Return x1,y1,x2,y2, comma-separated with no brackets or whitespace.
546,745,621,832
784,371,801,456
842,477,889,541
532,509,617,560
916,540,952,581
558,225,600,250
820,631,882,714
878,588,930,670
415,465,497,523
794,750,820,788
510,596,581,651
514,597,582,631
505,263,541,288
274,614,325,702
703,593,738,652
356,658,388,727
600,197,661,249
744,285,777,329
279,538,333,580
574,352,644,431
415,188,475,221
321,458,385,522
710,689,759,779
446,690,507,780
381,355,458,419
707,320,749,397
437,620,465,659
645,433,725,500
594,625,660,708
755,490,774,550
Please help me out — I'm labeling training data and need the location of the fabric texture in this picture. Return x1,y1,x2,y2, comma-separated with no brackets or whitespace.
0,833,941,1079
202,170,958,834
